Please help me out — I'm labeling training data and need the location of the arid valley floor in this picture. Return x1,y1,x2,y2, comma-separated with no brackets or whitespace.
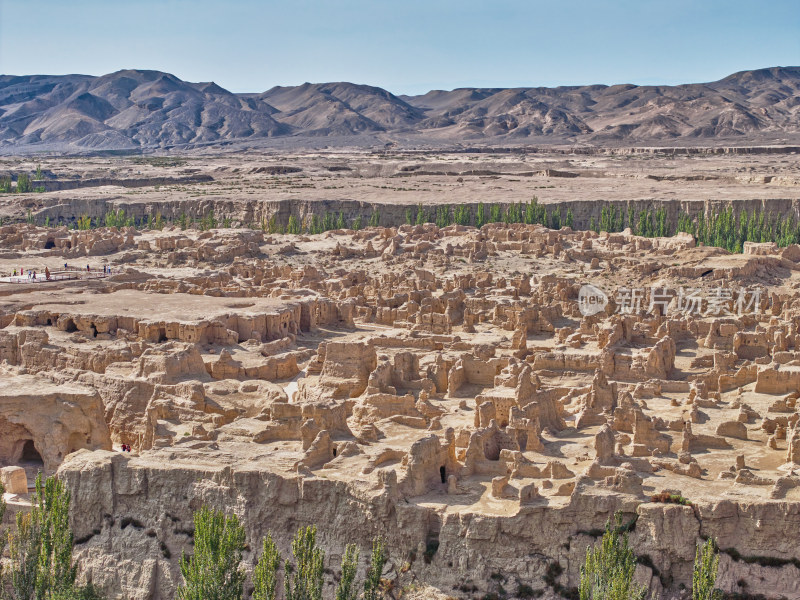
0,148,799,599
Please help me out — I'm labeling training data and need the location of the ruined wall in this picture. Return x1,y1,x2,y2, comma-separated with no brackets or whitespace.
58,452,800,600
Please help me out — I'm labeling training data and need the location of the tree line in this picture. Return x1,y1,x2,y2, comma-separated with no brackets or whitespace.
180,507,722,600
0,474,725,600
19,196,800,255
0,167,46,194
175,506,386,600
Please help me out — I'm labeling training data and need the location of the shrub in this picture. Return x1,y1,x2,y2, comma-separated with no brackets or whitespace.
651,491,692,506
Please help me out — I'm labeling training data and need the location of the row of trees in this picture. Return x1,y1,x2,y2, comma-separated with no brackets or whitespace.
183,507,720,600
1,474,102,600
403,198,575,230
676,206,800,252
586,203,800,251
21,195,800,255
177,507,386,600
69,210,226,231
579,513,720,600
588,204,670,238
0,475,726,600
0,168,45,193
279,211,380,235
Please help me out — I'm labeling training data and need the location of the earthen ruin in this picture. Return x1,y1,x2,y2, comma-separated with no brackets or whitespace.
0,150,799,600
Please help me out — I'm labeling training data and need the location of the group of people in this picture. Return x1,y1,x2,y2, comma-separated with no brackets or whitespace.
120,444,132,452
6,263,115,282
11,267,51,281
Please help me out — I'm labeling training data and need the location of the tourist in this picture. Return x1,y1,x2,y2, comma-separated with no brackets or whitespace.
45,267,50,281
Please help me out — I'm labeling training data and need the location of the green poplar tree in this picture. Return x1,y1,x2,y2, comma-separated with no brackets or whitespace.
253,533,281,600
176,506,246,600
578,513,645,600
362,538,386,600
335,544,359,600
476,203,486,228
284,526,324,600
6,474,99,600
692,539,720,600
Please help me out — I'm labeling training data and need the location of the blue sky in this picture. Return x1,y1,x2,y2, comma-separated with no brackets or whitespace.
0,0,797,95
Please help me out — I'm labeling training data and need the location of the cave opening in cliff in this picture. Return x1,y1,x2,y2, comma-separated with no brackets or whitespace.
439,465,446,484
64,318,77,333
90,323,98,338
158,327,168,343
20,440,43,466
44,238,55,249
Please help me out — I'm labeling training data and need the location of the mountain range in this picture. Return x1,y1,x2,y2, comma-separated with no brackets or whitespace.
0,66,798,152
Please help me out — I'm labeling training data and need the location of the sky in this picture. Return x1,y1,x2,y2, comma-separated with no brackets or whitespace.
0,0,797,95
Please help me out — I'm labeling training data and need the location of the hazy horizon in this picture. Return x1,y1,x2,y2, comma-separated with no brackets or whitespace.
2,64,800,97
0,0,797,96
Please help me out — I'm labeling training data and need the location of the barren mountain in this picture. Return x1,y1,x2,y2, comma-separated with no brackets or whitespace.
0,66,798,152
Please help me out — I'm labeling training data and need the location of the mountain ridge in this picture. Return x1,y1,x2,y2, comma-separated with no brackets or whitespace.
0,66,798,152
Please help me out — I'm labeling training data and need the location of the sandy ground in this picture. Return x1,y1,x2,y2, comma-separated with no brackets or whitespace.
0,150,797,224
